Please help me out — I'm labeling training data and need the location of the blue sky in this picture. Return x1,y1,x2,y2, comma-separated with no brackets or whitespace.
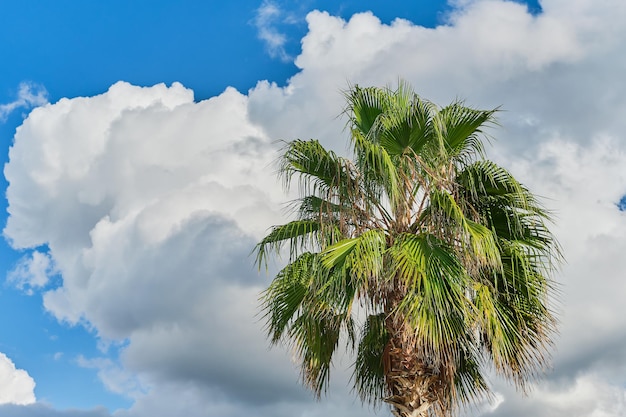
0,1,454,100
1,1,626,416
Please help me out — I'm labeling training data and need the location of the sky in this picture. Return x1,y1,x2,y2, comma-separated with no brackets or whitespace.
0,0,625,416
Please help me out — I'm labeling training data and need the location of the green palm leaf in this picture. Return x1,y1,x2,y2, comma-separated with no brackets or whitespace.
255,220,321,268
353,313,388,404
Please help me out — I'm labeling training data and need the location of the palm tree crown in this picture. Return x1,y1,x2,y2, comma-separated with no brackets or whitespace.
255,82,560,417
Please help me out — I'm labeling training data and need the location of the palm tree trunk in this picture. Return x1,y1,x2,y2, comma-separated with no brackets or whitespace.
380,277,450,417
383,330,449,417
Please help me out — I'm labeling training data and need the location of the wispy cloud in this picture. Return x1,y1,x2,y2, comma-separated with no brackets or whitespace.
77,356,146,400
252,1,292,62
0,82,48,121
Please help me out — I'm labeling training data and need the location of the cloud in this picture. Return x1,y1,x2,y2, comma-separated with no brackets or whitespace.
483,374,626,417
6,0,626,416
502,137,626,383
252,1,293,61
0,404,110,417
77,356,145,399
114,379,379,417
0,82,48,121
3,81,329,414
0,353,36,405
8,250,57,294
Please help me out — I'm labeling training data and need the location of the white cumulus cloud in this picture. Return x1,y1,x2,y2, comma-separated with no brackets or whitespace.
0,353,36,405
4,81,320,414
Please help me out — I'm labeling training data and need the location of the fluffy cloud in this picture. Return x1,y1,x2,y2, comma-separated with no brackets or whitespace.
4,81,306,406
0,353,36,405
504,138,626,382
6,0,626,416
4,80,366,415
487,374,626,417
479,136,626,417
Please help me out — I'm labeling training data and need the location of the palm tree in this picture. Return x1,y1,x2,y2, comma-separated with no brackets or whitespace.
255,82,560,417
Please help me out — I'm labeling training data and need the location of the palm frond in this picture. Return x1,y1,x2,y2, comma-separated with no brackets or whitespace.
279,139,354,198
344,84,386,136
426,188,502,269
289,310,343,395
321,229,387,293
261,252,320,343
391,234,469,357
262,251,355,395
434,102,498,162
474,258,556,389
351,128,400,210
353,313,389,405
255,220,323,268
453,345,491,409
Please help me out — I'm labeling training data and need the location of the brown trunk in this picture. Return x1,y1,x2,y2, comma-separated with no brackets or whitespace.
382,329,450,417
380,278,452,417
